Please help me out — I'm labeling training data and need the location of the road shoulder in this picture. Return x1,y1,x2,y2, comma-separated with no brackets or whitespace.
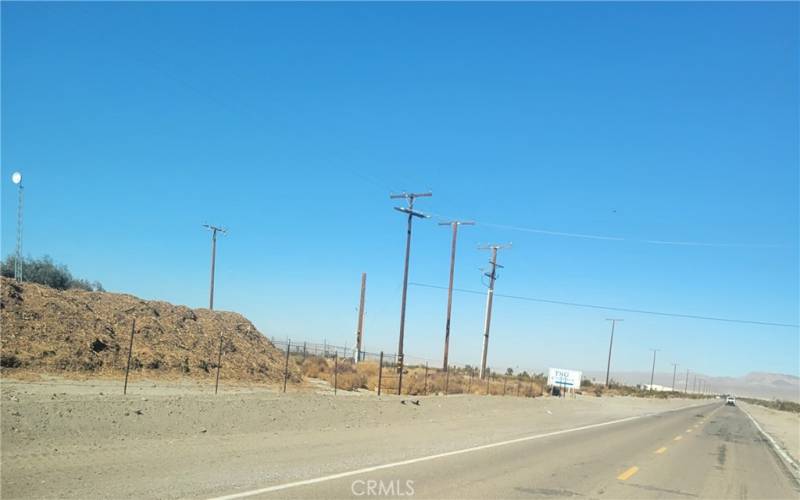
739,401,800,482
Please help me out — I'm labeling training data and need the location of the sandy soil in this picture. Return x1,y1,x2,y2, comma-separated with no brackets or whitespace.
740,401,800,465
1,376,707,499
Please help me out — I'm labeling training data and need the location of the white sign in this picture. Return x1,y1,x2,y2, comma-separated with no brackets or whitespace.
547,368,582,388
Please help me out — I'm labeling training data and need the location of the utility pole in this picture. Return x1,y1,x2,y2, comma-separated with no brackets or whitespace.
390,191,431,395
649,348,660,391
604,319,623,387
203,224,226,310
684,369,690,393
671,363,679,391
478,243,511,379
439,220,474,371
11,172,23,281
354,272,367,363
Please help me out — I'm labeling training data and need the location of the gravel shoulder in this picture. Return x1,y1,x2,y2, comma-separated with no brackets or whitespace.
739,401,800,465
2,376,707,499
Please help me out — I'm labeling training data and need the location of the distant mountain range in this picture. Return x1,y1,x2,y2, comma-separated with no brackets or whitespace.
582,370,800,402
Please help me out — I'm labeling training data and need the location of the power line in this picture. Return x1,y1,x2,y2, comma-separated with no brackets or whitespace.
425,212,790,249
408,282,799,329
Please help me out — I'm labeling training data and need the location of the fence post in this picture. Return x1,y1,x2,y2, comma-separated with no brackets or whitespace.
303,342,307,360
397,354,404,396
214,334,223,395
378,351,384,396
424,363,428,395
334,353,338,395
445,366,450,395
516,380,520,397
503,376,507,396
123,318,136,395
468,371,473,393
486,371,491,395
283,340,291,393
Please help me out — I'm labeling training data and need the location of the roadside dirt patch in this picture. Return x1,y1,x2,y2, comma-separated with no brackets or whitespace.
0,278,299,383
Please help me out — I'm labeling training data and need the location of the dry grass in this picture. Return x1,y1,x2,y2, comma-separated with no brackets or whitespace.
297,355,544,397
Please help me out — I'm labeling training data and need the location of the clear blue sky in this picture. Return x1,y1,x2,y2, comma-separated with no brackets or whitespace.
2,2,798,378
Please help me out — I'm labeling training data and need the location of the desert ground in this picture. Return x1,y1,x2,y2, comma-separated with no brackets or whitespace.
0,375,741,499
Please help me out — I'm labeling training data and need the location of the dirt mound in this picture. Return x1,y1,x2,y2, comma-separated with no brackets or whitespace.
0,278,297,383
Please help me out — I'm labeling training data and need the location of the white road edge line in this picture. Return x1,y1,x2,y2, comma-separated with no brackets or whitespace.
739,404,800,483
208,402,710,500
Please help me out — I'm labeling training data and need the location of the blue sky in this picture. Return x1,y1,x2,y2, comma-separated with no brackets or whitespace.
2,2,798,378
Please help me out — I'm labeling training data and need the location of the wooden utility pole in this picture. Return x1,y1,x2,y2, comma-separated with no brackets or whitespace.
354,273,367,363
604,319,623,387
671,363,679,391
684,369,690,393
478,244,511,379
649,348,660,390
439,221,473,371
203,224,226,310
390,191,432,395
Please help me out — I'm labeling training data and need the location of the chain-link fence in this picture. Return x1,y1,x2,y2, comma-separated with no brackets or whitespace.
268,336,547,398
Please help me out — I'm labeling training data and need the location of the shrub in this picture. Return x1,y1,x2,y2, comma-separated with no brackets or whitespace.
302,356,329,378
0,353,22,368
1,255,103,291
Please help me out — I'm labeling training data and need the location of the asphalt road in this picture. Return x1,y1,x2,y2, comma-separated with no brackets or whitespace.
216,402,799,499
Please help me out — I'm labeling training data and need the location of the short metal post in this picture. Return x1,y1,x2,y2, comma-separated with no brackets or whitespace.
334,353,338,395
424,363,428,395
503,376,507,396
214,334,223,395
123,318,136,395
486,370,491,395
377,351,384,396
468,371,473,393
397,354,404,396
445,366,450,395
283,340,291,393
516,380,520,397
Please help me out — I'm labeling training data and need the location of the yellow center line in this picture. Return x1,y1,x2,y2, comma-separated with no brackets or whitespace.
674,435,683,441
617,466,639,481
655,447,668,454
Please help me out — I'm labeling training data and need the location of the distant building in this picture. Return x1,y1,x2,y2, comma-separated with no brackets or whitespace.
643,384,673,392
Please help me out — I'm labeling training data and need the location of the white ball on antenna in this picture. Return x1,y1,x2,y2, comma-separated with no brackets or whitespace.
11,172,22,185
